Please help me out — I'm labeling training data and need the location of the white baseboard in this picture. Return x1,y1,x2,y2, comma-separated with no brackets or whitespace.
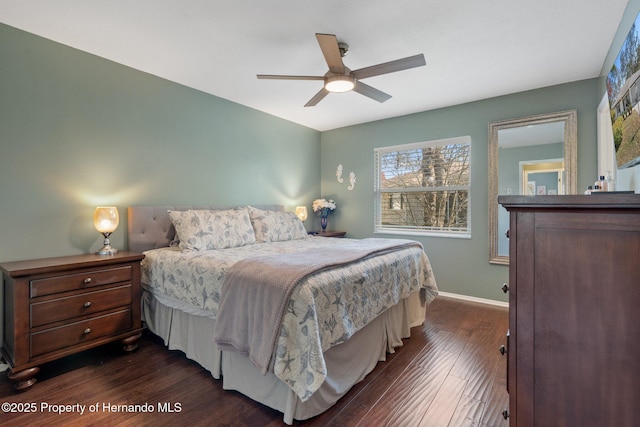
437,291,509,308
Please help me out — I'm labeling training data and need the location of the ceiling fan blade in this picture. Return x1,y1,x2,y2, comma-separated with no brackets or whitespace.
304,88,330,107
315,33,345,74
352,54,426,80
257,74,325,81
353,81,392,103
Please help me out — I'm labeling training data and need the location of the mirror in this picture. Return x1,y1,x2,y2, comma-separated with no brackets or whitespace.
489,110,577,265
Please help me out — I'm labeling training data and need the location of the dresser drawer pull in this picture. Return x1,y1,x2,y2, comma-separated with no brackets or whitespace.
83,301,92,308
83,277,92,284
83,328,92,335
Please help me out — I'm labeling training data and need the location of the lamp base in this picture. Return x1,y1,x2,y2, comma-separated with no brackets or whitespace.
96,245,118,255
96,233,117,255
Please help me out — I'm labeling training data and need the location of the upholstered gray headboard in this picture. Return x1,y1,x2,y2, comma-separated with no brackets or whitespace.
127,205,284,253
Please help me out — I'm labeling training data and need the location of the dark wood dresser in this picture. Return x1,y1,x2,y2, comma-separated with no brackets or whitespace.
498,194,640,427
1,252,144,390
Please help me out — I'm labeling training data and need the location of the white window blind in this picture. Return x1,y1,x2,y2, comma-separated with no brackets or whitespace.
374,136,471,238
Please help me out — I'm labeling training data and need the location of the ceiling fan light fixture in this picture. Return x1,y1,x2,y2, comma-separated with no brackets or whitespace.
325,75,355,93
257,33,426,106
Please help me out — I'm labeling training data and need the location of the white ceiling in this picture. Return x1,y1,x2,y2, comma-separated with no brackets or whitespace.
0,0,630,131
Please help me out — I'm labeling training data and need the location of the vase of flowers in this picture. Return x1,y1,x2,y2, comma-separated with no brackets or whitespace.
312,198,336,231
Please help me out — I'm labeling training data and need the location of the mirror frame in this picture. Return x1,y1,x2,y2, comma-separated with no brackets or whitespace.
488,109,577,265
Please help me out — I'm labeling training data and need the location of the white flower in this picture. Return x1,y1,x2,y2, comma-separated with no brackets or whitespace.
312,198,336,213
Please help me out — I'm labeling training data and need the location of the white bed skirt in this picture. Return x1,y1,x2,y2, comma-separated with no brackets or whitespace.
141,290,426,424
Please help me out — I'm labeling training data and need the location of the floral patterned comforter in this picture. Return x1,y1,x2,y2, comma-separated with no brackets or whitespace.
141,237,438,401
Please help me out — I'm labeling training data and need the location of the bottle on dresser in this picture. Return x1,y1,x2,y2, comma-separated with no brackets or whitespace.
587,172,618,194
606,172,616,191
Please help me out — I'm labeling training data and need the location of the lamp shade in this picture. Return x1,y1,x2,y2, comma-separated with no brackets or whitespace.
295,206,308,221
325,75,355,93
94,207,119,233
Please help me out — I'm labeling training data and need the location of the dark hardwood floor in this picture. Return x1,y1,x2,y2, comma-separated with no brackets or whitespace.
0,296,508,426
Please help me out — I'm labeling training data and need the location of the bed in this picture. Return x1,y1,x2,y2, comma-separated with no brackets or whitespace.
127,205,438,424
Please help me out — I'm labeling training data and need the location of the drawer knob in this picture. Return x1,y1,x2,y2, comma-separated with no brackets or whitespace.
501,283,509,293
83,328,91,335
83,301,92,308
83,277,92,284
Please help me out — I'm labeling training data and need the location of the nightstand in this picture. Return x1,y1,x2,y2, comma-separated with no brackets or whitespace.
0,252,144,390
310,231,347,238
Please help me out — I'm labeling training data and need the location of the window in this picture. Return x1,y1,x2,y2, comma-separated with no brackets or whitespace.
389,193,403,210
374,136,471,238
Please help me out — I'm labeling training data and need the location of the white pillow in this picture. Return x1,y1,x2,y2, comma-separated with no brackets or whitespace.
168,208,256,251
247,206,309,243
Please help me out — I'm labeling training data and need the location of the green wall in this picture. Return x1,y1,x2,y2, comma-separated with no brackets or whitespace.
0,23,320,263
320,79,601,302
2,1,636,310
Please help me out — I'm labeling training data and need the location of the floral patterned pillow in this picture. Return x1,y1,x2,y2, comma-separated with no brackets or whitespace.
247,206,309,243
168,208,256,251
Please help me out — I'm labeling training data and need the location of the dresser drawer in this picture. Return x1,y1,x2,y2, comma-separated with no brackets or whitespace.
30,285,132,327
30,266,132,298
30,309,132,357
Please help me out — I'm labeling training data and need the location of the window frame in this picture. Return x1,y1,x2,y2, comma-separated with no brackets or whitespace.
374,135,472,239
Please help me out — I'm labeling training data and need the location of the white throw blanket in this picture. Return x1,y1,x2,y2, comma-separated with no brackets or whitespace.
213,238,422,374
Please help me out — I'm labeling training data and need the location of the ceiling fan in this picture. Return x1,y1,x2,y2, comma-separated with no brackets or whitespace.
257,33,426,107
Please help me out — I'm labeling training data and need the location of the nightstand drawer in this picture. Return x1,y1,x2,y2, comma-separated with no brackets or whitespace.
30,309,132,357
30,285,132,327
30,266,132,298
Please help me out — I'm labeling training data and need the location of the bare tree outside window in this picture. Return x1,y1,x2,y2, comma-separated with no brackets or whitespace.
374,136,471,237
